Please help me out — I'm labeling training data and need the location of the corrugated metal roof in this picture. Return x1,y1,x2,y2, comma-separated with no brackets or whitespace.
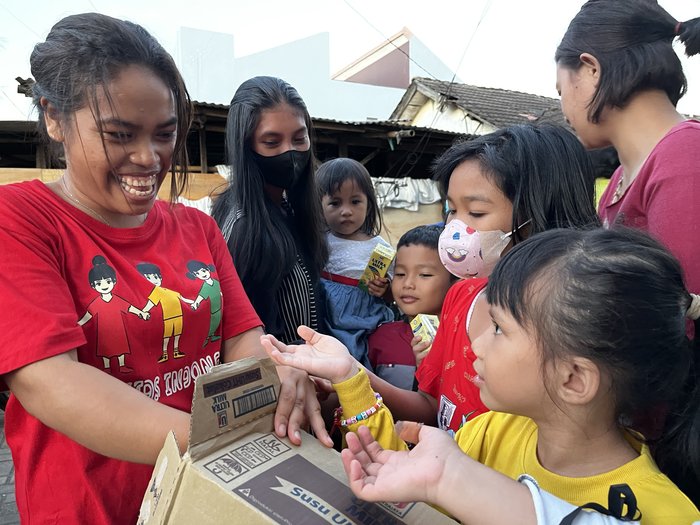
192,101,466,136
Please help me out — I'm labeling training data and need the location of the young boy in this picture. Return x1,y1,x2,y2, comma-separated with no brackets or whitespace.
368,225,454,390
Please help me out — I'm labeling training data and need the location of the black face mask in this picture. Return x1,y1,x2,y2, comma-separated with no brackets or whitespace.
251,149,311,190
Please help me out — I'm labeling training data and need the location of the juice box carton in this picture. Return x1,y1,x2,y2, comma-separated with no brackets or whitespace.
410,314,440,345
358,242,396,292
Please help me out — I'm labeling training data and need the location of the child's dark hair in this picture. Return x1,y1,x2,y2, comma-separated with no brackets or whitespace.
487,227,700,503
397,224,443,251
555,0,700,123
30,13,193,199
88,255,116,286
316,158,382,237
136,262,161,278
433,123,599,244
185,260,215,279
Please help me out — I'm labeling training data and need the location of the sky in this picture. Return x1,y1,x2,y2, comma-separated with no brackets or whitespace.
1,0,699,120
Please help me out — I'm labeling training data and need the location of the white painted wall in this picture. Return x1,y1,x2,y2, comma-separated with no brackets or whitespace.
179,30,406,120
177,29,461,122
178,28,236,105
229,33,404,121
411,99,496,135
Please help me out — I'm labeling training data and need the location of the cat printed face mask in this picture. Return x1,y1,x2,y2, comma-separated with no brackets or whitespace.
438,219,528,279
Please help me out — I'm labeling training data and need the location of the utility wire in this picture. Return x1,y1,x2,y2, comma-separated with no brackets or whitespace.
343,0,492,207
1,88,30,116
396,0,493,182
443,0,492,102
0,3,42,37
343,0,439,81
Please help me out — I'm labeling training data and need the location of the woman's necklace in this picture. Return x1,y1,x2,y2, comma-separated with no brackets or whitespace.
60,177,113,227
611,175,625,205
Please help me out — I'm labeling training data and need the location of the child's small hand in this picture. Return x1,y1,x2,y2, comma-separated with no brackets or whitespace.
341,423,461,505
367,277,390,297
411,335,431,366
261,325,359,384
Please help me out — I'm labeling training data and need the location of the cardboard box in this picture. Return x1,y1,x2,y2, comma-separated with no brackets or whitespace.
409,314,440,346
138,357,455,524
358,243,396,292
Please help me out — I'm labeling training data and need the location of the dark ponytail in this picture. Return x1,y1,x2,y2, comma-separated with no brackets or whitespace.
677,16,700,57
555,0,693,122
654,305,700,505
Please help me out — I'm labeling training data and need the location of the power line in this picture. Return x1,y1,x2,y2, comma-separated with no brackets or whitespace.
443,0,492,102
1,88,31,116
0,3,42,37
343,0,439,81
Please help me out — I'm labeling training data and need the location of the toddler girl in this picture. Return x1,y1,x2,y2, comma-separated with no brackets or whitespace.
263,227,700,521
317,158,394,367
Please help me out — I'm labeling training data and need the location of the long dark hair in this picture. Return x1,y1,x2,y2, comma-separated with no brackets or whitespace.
316,157,382,237
211,76,328,300
30,12,192,199
487,227,700,504
555,0,700,123
433,123,599,244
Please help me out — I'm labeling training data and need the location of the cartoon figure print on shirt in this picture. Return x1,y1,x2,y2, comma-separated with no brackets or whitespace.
78,255,149,374
136,262,197,363
186,261,223,347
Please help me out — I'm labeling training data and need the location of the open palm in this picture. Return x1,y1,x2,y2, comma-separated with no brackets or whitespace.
341,424,461,504
260,325,359,384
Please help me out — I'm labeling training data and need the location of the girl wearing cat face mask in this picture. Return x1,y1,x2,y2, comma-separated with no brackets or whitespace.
415,124,599,432
212,77,329,345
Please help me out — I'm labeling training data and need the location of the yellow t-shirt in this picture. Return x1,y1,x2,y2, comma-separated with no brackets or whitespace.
148,286,183,320
455,411,699,524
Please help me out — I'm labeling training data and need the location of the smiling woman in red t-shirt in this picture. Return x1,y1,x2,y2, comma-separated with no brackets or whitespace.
0,13,330,524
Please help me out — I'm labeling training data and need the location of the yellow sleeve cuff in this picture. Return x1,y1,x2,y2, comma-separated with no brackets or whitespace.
333,368,408,452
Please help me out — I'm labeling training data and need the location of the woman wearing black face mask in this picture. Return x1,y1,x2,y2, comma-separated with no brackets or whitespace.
212,76,329,344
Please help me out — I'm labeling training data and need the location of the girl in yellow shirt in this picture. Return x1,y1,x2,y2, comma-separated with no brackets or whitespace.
262,228,700,523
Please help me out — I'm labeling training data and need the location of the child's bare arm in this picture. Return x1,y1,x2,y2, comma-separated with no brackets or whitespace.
366,368,438,425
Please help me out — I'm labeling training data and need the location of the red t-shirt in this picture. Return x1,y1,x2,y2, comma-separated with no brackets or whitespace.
599,120,700,298
0,181,261,524
368,320,416,391
415,278,488,434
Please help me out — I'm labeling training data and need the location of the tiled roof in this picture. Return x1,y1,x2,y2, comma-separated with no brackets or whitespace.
402,77,566,128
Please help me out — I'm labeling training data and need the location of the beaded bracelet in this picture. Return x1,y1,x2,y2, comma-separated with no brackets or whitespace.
333,392,383,428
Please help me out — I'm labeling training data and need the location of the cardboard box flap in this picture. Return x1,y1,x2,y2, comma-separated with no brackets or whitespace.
141,357,457,525
188,357,279,461
137,431,186,524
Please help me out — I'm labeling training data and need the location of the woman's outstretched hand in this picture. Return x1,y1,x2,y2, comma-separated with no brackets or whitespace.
260,325,359,384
